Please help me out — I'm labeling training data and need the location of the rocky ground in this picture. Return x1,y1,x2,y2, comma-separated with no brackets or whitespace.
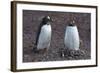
23,10,91,62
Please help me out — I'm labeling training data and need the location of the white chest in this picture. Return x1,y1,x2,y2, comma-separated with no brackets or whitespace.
41,25,51,34
37,24,51,49
64,26,80,50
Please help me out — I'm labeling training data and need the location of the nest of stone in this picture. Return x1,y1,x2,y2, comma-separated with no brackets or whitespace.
59,48,86,60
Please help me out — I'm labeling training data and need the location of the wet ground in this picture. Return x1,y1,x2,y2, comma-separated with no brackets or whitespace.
23,10,91,62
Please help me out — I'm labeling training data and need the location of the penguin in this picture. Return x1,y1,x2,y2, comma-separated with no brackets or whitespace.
33,16,52,54
64,20,80,51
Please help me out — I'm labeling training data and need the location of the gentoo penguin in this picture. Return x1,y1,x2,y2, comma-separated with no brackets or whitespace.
64,20,80,51
33,16,52,54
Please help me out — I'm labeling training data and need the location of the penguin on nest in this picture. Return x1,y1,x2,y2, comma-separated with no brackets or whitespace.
64,20,80,51
61,20,81,58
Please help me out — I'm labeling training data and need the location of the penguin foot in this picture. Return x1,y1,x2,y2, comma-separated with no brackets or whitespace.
33,48,48,55
39,48,48,55
33,47,39,53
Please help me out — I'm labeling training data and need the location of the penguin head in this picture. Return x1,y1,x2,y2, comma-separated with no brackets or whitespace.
68,20,76,26
42,16,52,24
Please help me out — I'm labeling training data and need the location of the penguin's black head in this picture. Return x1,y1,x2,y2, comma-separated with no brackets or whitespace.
68,20,76,26
42,16,52,24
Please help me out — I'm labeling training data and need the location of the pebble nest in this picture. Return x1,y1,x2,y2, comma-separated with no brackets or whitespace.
23,10,91,62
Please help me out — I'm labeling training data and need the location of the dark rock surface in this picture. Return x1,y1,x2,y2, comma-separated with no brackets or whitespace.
23,10,91,62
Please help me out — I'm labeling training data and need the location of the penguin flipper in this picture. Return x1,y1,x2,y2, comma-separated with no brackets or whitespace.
35,23,43,46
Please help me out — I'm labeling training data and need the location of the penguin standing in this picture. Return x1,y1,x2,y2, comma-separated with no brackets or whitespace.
34,16,52,54
64,20,80,51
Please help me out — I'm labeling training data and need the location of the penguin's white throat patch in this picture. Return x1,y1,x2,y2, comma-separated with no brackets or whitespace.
42,24,51,31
